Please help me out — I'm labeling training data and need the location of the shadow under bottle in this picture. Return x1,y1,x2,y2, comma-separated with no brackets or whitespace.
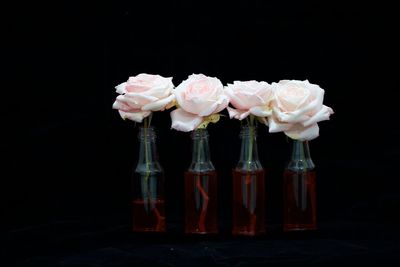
283,140,316,232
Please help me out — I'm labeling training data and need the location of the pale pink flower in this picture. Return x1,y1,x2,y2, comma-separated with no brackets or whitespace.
112,73,175,122
171,74,228,132
268,80,334,140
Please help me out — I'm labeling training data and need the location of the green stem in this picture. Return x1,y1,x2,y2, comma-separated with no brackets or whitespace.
148,113,153,128
247,115,255,172
197,136,202,164
142,114,164,229
144,115,151,181
144,118,148,168
194,129,208,232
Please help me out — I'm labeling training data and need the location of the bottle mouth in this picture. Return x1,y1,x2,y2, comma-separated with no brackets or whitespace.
191,128,209,139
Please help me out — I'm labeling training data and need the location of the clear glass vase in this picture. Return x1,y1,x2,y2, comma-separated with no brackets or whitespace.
232,126,266,236
184,128,218,234
132,126,166,232
283,140,316,231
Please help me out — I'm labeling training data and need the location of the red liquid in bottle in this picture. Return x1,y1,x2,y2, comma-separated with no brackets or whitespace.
184,171,218,234
232,169,265,236
283,170,316,231
132,199,165,232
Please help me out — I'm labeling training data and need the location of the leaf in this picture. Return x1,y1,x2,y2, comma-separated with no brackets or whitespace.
257,116,268,125
196,113,221,129
208,114,220,123
166,99,178,109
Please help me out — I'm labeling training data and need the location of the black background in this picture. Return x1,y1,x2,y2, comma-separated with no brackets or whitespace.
2,1,400,266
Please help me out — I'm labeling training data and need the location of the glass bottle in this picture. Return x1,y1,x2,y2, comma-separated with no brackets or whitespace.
232,126,265,236
132,126,166,232
184,128,218,234
283,140,316,231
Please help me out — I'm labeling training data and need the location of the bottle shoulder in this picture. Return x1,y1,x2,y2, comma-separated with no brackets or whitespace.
135,162,163,174
188,161,215,173
235,160,263,172
286,159,315,171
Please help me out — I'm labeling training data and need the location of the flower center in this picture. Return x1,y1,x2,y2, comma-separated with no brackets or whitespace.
185,81,209,100
284,86,307,98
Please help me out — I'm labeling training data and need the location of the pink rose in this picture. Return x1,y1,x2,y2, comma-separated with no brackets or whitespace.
171,74,229,132
268,80,334,140
112,74,175,122
225,80,274,121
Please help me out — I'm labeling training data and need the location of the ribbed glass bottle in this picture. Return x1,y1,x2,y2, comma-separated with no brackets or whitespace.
232,126,265,236
132,127,166,232
283,140,316,231
184,128,218,234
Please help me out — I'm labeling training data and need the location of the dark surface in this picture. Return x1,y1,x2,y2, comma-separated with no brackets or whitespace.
3,221,400,266
2,1,399,266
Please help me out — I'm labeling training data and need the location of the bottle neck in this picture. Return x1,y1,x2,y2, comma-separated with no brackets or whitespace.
286,139,315,171
188,128,214,172
236,126,262,171
136,127,161,172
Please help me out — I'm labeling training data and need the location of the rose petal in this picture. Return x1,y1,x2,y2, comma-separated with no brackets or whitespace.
112,99,135,112
180,96,215,115
142,94,175,111
249,106,272,117
118,110,151,123
225,86,248,110
173,87,185,108
302,105,334,127
273,80,325,123
115,95,142,109
115,82,127,94
274,107,309,124
124,92,158,106
278,80,290,85
170,108,203,132
226,81,273,110
125,84,150,93
277,83,310,111
198,101,219,117
285,123,319,141
143,82,174,99
267,116,293,133
226,86,258,109
174,74,224,115
227,106,239,118
199,94,229,116
124,75,174,97
214,94,229,113
185,74,223,101
174,79,212,114
227,107,251,120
